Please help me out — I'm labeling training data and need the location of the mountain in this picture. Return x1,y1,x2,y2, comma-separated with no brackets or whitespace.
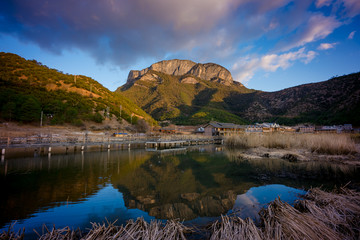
0,52,155,127
225,72,360,125
118,59,360,125
117,60,254,125
2,53,358,127
124,59,236,88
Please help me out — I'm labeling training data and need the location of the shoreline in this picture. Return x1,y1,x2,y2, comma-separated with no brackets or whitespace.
2,187,359,240
226,146,360,166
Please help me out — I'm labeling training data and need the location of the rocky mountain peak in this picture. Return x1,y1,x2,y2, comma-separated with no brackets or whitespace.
126,59,237,86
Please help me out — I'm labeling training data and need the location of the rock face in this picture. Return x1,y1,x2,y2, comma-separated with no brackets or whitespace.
150,59,196,76
188,63,234,85
126,59,235,86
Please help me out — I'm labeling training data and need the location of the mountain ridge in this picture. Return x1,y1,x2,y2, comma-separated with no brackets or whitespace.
119,59,360,125
1,52,359,127
124,59,238,90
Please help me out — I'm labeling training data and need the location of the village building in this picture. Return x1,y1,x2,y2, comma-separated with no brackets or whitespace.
282,126,296,133
203,122,246,136
159,125,200,134
297,125,315,133
245,124,263,133
159,125,177,134
315,125,338,133
315,124,353,134
343,124,353,132
255,123,280,133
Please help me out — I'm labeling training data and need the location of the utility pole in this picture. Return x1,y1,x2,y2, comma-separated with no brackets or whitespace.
90,84,92,92
40,111,43,127
74,75,77,84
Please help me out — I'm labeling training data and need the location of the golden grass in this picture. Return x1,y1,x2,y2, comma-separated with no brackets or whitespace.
225,133,358,155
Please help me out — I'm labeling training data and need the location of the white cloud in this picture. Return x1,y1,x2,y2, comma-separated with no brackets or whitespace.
317,42,338,50
232,48,317,84
342,0,360,17
348,31,356,39
278,14,341,52
316,0,333,8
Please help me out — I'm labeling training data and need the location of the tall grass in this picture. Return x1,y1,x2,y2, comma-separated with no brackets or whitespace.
225,133,358,155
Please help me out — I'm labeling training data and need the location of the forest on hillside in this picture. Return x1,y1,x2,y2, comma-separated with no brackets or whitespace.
0,52,155,128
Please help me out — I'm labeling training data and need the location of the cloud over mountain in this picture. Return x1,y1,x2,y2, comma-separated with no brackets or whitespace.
1,0,359,86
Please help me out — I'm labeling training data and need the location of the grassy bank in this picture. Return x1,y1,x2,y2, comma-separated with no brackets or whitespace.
225,133,358,155
2,188,359,239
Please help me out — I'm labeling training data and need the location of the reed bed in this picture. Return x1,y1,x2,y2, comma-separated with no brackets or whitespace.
35,225,82,240
225,133,358,155
260,198,343,240
209,187,360,240
26,218,189,240
296,187,360,238
85,218,189,240
210,216,263,240
2,188,359,240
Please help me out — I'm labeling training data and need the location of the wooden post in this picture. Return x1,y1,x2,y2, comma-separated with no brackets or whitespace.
40,111,43,127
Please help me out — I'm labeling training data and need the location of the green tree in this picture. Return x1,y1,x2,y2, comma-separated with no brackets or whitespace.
19,97,41,122
92,112,103,123
65,107,78,122
2,101,16,121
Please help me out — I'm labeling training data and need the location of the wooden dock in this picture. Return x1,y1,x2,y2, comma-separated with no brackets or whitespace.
0,137,223,160
145,139,222,149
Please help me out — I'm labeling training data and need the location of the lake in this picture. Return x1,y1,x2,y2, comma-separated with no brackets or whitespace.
1,145,359,238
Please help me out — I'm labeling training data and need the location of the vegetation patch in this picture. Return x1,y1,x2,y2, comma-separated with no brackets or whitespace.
0,52,156,127
225,133,358,155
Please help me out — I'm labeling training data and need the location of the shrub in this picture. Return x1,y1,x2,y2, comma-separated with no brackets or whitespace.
72,119,84,127
92,112,103,123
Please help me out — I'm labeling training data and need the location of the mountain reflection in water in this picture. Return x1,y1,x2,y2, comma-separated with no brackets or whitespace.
0,146,358,237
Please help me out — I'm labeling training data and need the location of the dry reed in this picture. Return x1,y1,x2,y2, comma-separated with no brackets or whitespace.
210,215,263,240
0,222,24,240
296,187,360,238
32,218,189,240
225,133,357,155
85,218,189,240
260,198,343,240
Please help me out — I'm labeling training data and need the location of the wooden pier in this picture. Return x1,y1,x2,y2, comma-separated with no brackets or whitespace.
145,139,221,149
0,136,223,159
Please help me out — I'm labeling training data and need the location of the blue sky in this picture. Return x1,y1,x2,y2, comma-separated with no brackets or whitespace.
0,0,359,91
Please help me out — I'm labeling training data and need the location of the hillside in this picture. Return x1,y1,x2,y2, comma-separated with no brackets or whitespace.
118,59,360,126
0,52,156,128
225,72,360,125
117,60,254,125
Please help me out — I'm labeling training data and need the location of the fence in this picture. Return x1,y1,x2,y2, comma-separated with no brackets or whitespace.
0,133,216,147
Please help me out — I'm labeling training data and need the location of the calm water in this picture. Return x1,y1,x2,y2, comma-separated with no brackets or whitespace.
1,146,359,238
